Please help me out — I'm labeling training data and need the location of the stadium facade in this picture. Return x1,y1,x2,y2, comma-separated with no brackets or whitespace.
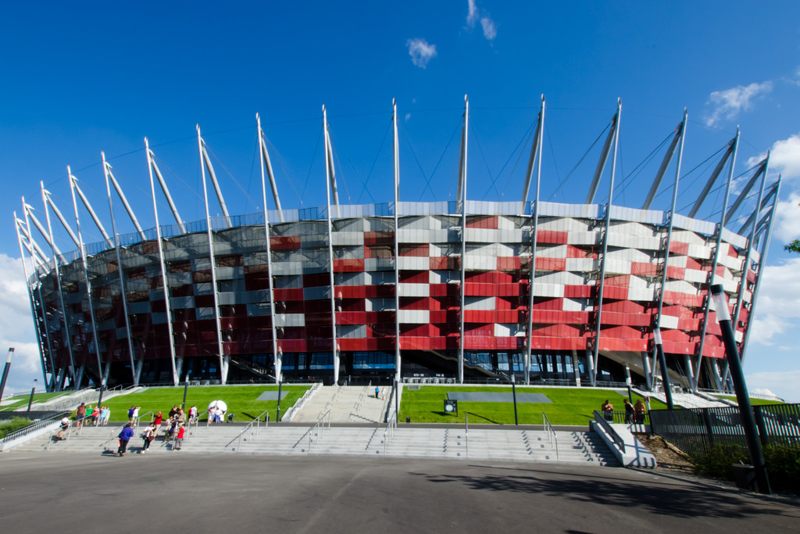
13,98,781,393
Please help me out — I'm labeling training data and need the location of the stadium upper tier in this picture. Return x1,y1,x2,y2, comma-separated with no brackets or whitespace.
14,99,779,392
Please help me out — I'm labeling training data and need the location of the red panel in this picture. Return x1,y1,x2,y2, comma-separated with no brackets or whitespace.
497,257,521,271
536,257,566,271
536,230,569,244
364,231,394,246
601,311,652,327
666,266,686,280
670,241,689,255
274,288,304,301
603,286,628,300
631,262,658,277
466,215,498,229
333,259,365,272
603,301,644,313
565,285,593,298
533,298,564,311
270,236,301,251
566,245,592,258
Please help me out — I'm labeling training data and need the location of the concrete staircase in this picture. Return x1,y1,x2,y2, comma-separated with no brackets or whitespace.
291,385,389,423
9,423,618,466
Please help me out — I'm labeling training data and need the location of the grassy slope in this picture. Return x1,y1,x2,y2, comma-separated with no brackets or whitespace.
399,386,666,426
0,392,71,412
85,385,309,423
714,395,785,406
0,417,32,439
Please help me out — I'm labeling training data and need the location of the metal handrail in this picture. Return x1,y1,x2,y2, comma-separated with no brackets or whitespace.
225,408,272,451
593,410,625,453
543,412,559,460
307,409,332,452
1,411,69,451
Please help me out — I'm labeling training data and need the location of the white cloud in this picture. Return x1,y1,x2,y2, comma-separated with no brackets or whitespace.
773,192,800,244
748,257,800,346
406,38,437,69
746,371,800,403
704,81,773,127
768,133,800,181
465,0,496,41
0,254,43,393
466,0,478,26
480,17,497,41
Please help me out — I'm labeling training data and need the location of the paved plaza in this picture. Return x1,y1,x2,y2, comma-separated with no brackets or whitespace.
0,453,797,533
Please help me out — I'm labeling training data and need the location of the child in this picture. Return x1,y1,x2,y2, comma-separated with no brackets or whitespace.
175,423,186,450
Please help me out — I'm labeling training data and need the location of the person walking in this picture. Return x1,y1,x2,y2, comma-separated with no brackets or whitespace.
174,423,186,450
634,398,647,425
76,403,87,429
117,423,135,456
601,400,614,422
141,424,156,453
623,400,635,424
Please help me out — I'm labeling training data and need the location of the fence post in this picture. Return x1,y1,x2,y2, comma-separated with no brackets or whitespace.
702,409,715,447
753,406,769,448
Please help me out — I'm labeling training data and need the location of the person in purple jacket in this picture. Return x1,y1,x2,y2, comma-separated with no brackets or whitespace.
117,423,135,456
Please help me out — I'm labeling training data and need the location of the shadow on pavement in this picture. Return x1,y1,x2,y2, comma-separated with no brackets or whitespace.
415,468,798,520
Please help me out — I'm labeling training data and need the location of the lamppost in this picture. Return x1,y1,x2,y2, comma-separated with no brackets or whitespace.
0,347,13,402
26,378,38,414
498,371,518,426
711,284,770,494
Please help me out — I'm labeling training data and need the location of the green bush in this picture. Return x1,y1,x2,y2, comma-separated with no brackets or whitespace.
0,417,32,439
691,443,800,493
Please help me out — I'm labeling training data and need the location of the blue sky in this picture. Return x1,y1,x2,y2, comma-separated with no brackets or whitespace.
1,1,799,399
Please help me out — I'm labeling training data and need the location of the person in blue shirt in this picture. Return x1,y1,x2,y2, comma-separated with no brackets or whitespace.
117,423,135,456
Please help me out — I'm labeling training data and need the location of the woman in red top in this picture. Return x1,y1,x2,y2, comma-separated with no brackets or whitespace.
153,411,163,428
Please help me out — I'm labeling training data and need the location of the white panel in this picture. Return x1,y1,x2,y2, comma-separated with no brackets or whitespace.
567,231,600,246
562,298,591,311
397,256,429,270
671,230,706,245
609,220,659,237
533,283,564,298
721,228,747,249
609,205,664,225
687,244,711,259
536,271,584,285
604,259,631,275
274,313,305,327
398,310,430,323
684,269,707,284
397,283,429,297
566,258,595,272
330,231,363,246
606,248,651,262
628,287,655,301
466,200,520,215
667,256,687,267
538,217,589,232
539,202,599,219
464,228,500,243
665,280,698,293
365,258,394,271
464,296,496,310
659,315,679,330
271,262,303,275
672,214,715,235
398,201,449,216
537,245,567,258
464,256,496,271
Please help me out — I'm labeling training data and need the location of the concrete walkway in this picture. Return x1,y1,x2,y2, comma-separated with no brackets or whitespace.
291,385,389,423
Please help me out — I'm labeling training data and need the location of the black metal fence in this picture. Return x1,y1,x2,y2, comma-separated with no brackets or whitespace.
650,403,800,456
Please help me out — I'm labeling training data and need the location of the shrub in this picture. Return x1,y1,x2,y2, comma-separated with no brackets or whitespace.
0,417,32,439
690,444,748,480
691,443,800,493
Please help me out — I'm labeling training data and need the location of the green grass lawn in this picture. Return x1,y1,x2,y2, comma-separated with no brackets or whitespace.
0,391,71,412
399,386,666,426
81,385,309,423
0,417,32,438
714,394,785,406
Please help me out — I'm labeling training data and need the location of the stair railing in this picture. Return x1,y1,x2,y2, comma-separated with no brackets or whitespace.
543,412,559,461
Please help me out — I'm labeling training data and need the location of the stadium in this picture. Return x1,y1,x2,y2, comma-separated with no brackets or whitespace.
13,98,780,393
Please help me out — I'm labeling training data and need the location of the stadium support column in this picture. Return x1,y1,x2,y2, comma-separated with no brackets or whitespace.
650,112,688,390
15,216,50,388
693,130,739,392
591,99,622,386
456,95,469,385
197,126,228,385
102,154,138,385
145,138,179,386
37,189,77,386
68,169,105,387
738,175,782,368
392,99,402,383
523,95,545,386
257,113,282,384
322,105,340,384
724,158,769,384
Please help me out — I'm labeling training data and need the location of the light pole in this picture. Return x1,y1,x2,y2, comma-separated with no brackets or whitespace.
0,347,13,402
710,284,770,494
27,378,38,414
499,371,518,426
276,376,283,422
653,328,674,410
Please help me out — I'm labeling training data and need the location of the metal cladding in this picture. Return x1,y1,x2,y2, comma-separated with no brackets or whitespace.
13,100,777,391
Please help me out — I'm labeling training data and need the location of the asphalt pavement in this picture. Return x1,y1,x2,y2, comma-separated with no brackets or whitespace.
0,453,797,533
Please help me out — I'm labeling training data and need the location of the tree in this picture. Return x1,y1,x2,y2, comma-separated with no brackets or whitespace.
786,240,800,253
